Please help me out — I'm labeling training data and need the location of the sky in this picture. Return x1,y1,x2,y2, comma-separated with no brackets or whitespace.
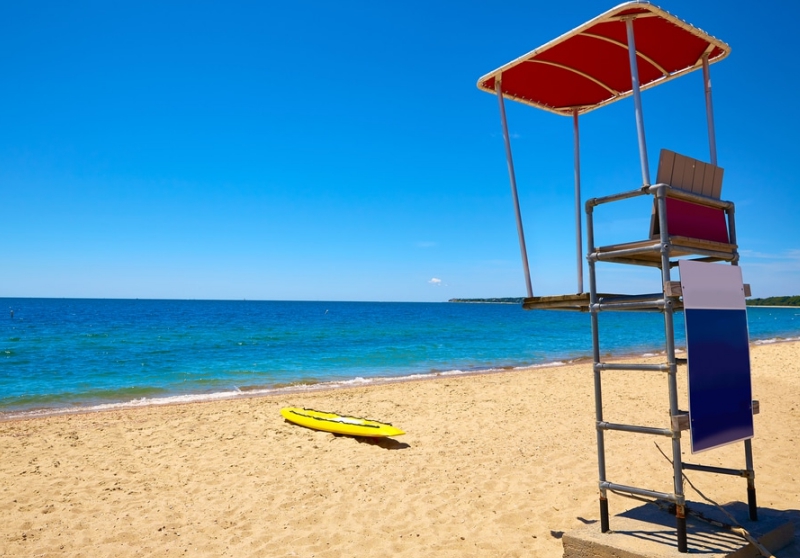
1,0,798,302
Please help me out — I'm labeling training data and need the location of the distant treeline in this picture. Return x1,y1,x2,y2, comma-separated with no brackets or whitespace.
448,298,524,304
450,296,800,306
746,296,800,307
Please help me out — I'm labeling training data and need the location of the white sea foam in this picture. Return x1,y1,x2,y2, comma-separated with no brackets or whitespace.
753,335,800,345
437,369,469,376
1,361,579,421
514,361,566,371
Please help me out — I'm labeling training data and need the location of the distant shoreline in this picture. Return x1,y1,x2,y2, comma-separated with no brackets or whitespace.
450,297,800,307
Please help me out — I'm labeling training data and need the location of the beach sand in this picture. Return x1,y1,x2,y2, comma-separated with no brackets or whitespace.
1,342,798,557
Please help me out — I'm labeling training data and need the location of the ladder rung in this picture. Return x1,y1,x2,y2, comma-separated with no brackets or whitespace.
665,281,751,298
596,363,669,372
597,421,673,437
598,293,664,304
671,401,759,431
682,462,751,478
600,481,679,503
594,300,665,311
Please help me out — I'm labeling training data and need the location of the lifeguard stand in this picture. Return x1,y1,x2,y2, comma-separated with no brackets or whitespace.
477,2,759,553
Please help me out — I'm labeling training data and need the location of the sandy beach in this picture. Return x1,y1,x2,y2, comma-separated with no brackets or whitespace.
1,341,798,557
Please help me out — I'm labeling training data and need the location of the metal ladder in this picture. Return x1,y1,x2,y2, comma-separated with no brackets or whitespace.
584,183,757,553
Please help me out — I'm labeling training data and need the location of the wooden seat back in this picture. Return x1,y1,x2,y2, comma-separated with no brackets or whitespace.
656,149,724,198
650,149,729,244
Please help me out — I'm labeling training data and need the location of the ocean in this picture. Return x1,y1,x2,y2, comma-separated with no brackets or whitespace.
2,298,799,419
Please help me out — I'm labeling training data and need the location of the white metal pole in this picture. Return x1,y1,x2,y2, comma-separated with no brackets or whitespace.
496,78,534,298
573,109,584,294
625,18,651,186
702,53,718,166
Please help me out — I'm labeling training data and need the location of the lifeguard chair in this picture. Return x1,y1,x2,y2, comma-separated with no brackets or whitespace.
477,2,762,553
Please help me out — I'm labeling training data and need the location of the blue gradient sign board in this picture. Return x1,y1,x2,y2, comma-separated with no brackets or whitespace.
679,261,754,453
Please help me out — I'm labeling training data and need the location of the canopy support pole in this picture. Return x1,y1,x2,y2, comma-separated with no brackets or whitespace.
627,17,686,552
702,53,718,166
625,18,651,186
573,109,584,294
496,78,533,298
703,52,756,521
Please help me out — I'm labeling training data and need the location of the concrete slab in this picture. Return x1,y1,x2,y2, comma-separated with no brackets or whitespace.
562,501,796,558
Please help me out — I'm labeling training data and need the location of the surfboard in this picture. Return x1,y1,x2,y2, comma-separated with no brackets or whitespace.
280,407,405,438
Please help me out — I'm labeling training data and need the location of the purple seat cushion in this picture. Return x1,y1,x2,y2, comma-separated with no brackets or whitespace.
663,198,729,244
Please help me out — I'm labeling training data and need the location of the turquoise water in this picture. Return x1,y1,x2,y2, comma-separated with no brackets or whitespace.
2,298,798,418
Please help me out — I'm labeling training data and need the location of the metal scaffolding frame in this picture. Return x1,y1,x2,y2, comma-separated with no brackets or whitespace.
584,182,756,552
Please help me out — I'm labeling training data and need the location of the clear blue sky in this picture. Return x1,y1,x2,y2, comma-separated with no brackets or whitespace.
1,1,798,301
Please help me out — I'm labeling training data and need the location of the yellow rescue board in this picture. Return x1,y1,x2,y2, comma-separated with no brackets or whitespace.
280,407,405,438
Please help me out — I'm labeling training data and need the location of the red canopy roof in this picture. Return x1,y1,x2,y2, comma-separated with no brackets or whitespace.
477,2,730,116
